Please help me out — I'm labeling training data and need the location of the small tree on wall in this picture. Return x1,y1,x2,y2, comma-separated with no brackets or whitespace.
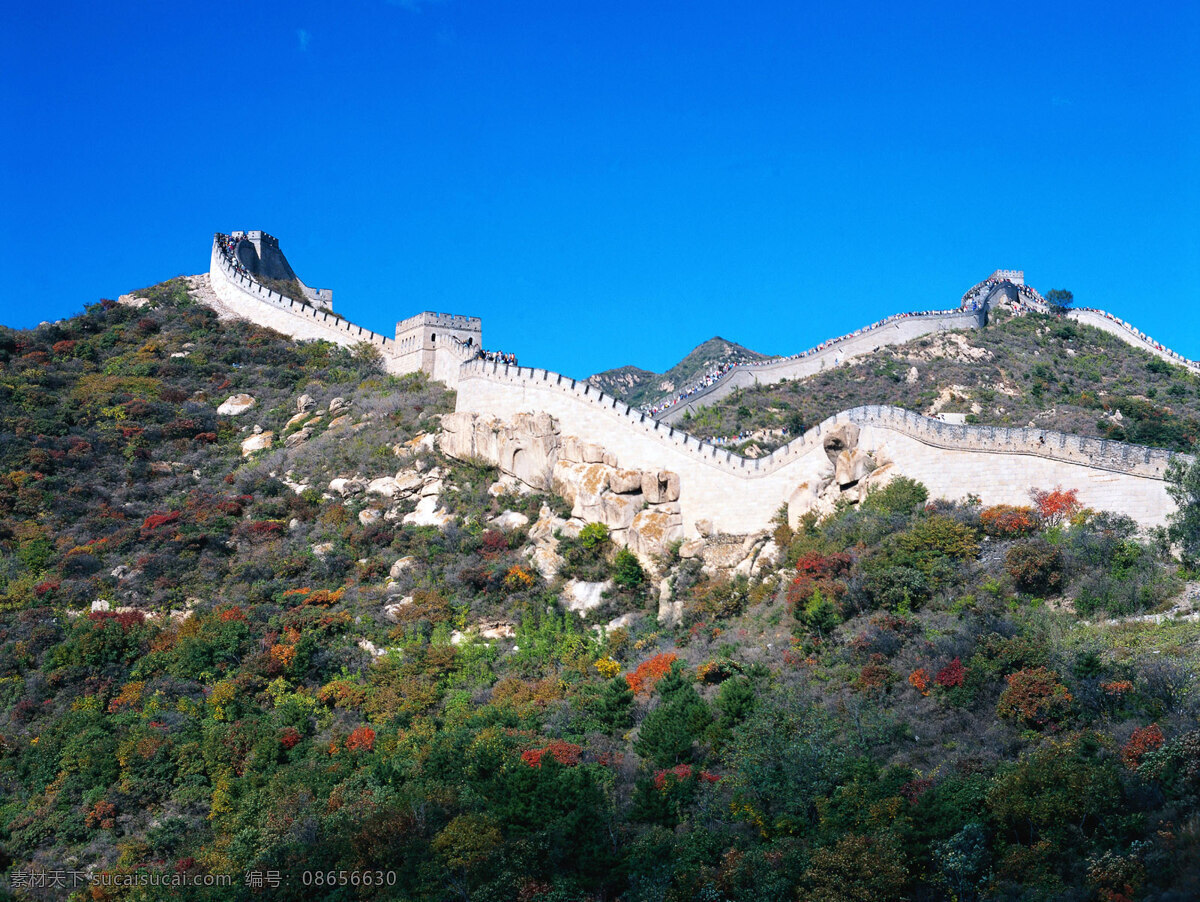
1045,289,1074,312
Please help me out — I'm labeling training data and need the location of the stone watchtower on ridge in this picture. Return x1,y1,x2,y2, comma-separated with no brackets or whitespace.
394,312,483,383
229,230,334,308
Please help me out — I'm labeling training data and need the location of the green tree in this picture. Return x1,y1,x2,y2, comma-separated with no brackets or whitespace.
1045,288,1074,311
612,547,646,588
635,663,712,767
596,675,634,732
801,586,840,637
860,476,928,516
1165,454,1200,565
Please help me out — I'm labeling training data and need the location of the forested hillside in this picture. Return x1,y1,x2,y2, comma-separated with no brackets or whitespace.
1,286,1198,901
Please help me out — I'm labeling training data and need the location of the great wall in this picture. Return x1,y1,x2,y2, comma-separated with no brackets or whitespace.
197,232,1191,555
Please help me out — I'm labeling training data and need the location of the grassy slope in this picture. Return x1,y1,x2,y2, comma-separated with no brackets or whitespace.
680,310,1200,452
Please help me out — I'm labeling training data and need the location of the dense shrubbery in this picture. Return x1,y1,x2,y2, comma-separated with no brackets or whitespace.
0,287,1197,900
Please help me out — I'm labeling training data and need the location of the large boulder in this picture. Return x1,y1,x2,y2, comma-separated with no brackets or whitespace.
240,431,274,457
641,470,680,503
489,510,530,531
834,449,875,488
628,508,684,560
823,422,860,462
218,394,256,416
366,476,400,498
562,580,612,616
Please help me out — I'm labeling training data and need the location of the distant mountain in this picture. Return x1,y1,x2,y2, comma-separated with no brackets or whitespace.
588,336,771,408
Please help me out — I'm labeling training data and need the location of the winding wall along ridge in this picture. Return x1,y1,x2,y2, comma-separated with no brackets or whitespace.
455,359,1181,534
654,296,1200,425
653,310,980,423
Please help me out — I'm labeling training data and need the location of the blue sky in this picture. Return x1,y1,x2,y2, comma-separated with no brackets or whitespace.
2,1,1198,379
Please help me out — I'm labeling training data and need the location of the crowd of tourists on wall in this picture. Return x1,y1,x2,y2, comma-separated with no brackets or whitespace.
474,348,519,367
1073,308,1200,369
642,308,966,416
217,234,252,278
960,277,1049,311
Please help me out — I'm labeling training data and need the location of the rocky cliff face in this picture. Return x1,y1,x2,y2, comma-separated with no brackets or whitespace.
440,411,686,562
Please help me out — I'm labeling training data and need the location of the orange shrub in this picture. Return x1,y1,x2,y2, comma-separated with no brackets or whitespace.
503,565,535,591
908,668,930,696
345,726,376,752
996,666,1073,728
1122,723,1164,769
521,740,582,768
269,644,296,669
625,653,677,695
1030,487,1081,526
980,504,1039,537
305,588,345,607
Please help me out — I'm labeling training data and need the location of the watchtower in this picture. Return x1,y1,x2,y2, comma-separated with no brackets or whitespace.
394,311,483,376
988,269,1025,286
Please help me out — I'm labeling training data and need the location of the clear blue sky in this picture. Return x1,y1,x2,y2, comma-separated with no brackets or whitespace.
3,1,1198,379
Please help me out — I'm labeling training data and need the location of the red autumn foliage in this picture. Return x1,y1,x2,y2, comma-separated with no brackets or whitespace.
345,726,376,752
140,511,181,534
625,653,678,695
996,666,1074,728
980,504,1039,537
652,764,720,789
51,339,77,355
900,777,934,804
235,520,286,543
786,551,852,609
34,578,61,597
1030,487,1082,525
279,727,301,750
85,800,117,830
88,611,146,630
480,529,509,558
219,606,246,622
521,739,583,768
935,658,966,688
908,668,931,696
1122,723,1164,770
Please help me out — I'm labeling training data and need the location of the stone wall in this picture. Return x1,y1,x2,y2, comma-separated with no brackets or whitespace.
452,360,1182,534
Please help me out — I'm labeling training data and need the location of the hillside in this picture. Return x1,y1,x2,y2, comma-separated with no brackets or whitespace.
1,283,1199,900
677,310,1200,455
589,336,770,408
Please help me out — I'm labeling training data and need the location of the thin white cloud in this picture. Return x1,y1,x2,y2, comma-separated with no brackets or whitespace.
297,28,311,51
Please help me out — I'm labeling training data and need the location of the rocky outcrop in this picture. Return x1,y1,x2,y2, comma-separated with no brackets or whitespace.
441,412,684,562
